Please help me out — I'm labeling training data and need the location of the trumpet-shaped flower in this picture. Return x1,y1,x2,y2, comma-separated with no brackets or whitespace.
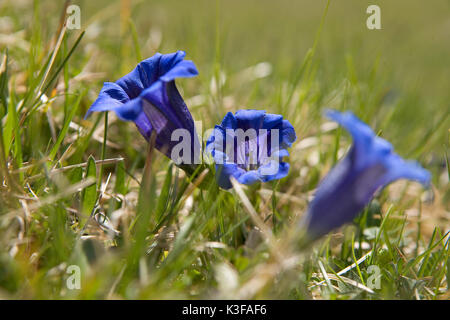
85,51,200,168
301,110,431,240
206,109,296,189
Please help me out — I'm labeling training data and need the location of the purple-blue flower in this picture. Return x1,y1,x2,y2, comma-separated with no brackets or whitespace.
85,51,199,167
301,109,431,240
206,109,297,189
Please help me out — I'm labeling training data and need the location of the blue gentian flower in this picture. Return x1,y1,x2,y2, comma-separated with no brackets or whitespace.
301,109,431,240
85,51,200,169
206,109,297,189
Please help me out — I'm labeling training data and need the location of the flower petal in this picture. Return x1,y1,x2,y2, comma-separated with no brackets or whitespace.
141,81,184,130
208,109,296,189
262,113,283,129
258,161,290,182
325,109,375,169
134,111,153,140
115,54,161,99
302,109,431,241
160,59,199,82
158,51,187,75
165,81,197,133
280,119,297,148
220,112,238,129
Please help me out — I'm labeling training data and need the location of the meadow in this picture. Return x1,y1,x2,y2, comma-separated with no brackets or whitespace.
0,0,449,299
